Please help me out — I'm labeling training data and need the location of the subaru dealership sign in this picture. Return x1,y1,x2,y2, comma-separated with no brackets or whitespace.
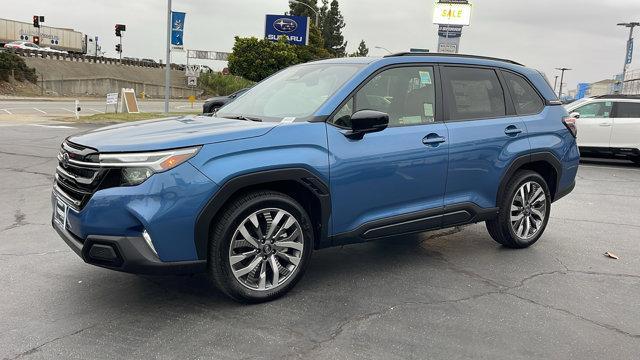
265,15,309,46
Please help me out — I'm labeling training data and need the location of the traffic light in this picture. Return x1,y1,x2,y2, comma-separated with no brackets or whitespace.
32,36,40,45
115,44,122,53
33,16,39,28
115,24,126,37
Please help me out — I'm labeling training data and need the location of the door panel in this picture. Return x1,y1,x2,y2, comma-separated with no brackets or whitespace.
572,101,613,148
327,123,449,235
441,65,531,209
444,118,531,208
610,101,640,149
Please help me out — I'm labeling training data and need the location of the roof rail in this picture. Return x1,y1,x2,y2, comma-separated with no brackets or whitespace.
594,94,640,99
383,52,524,66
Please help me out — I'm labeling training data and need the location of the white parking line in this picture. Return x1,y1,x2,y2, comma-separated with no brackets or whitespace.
1,109,12,114
60,108,75,113
33,108,47,114
27,124,76,129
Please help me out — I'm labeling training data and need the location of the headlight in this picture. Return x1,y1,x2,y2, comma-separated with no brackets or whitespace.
98,147,201,186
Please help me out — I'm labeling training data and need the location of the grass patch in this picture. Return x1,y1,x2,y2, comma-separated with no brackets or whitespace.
62,112,201,123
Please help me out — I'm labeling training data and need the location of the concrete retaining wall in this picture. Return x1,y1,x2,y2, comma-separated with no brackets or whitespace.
21,55,196,98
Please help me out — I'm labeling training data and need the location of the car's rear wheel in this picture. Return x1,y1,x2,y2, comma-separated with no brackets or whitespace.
486,170,551,249
208,191,313,303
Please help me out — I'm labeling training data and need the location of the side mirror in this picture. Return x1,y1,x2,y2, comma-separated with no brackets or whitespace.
345,110,389,140
570,111,580,119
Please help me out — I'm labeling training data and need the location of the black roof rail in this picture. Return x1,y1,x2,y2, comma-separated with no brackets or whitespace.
384,52,524,66
594,94,640,99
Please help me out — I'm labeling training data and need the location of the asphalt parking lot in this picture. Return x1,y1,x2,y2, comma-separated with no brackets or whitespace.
0,98,204,118
1,120,639,359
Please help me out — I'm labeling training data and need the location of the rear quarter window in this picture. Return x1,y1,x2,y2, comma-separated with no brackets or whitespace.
502,71,544,115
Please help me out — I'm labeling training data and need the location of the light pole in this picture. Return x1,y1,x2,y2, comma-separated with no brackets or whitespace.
617,22,639,93
553,75,559,92
288,0,319,26
374,46,392,55
555,67,571,99
164,0,172,114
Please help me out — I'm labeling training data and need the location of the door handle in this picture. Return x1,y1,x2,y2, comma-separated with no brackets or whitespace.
599,122,612,127
504,125,523,136
422,133,446,146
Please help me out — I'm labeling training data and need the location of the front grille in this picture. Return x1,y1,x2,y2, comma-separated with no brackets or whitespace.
54,141,108,210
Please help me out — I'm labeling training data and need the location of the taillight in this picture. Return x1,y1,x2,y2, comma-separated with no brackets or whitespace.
562,116,577,138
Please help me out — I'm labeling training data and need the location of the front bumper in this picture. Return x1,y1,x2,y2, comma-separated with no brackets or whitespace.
53,221,206,275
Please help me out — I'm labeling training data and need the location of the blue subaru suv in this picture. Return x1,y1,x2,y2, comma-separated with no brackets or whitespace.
52,53,579,302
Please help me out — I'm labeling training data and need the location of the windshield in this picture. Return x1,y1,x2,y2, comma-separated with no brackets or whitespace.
217,63,364,122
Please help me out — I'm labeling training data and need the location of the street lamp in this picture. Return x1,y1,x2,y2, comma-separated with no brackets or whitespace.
555,67,571,99
617,22,639,93
374,46,392,55
553,75,559,92
288,0,319,26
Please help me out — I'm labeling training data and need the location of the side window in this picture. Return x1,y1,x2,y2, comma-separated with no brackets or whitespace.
615,102,640,118
330,66,437,128
502,71,544,115
443,67,506,121
573,102,612,118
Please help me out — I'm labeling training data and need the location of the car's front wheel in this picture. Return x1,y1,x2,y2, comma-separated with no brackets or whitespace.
486,170,551,248
208,191,313,303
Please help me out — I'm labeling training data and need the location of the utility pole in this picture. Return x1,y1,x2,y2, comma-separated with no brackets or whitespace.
164,0,172,114
553,75,559,92
555,67,571,99
617,22,639,93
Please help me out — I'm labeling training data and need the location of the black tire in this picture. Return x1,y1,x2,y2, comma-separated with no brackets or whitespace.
486,170,551,249
208,191,313,303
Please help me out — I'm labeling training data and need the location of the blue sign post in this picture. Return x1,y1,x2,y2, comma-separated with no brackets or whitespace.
171,11,186,50
626,38,634,65
265,14,309,46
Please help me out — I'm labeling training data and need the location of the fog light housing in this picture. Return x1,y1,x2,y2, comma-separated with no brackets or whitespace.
142,230,158,257
121,167,153,186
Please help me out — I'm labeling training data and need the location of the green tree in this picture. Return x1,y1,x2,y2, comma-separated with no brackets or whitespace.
320,0,347,57
288,0,319,23
349,40,369,57
227,37,299,82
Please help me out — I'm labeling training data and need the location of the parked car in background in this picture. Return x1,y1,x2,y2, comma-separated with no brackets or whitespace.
41,47,68,54
52,53,578,303
3,40,40,50
202,87,250,114
565,95,640,164
140,58,157,65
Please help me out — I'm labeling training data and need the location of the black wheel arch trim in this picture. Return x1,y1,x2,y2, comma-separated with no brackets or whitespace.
497,151,563,204
194,168,331,259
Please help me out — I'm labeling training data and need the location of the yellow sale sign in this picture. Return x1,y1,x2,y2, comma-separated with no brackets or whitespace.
433,2,472,26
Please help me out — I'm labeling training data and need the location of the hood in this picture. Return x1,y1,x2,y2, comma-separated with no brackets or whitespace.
68,116,277,152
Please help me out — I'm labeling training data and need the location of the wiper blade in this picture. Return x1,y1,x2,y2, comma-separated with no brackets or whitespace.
225,115,262,122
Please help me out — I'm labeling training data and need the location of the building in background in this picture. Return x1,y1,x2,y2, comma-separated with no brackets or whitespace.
622,68,640,95
587,79,616,97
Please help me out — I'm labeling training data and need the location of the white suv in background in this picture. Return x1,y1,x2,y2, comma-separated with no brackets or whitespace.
566,95,640,164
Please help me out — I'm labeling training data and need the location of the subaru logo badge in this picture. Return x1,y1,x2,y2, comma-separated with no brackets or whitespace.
274,18,298,33
61,152,70,168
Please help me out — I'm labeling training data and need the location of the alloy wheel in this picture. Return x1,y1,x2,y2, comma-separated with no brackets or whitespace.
510,181,547,240
228,208,304,291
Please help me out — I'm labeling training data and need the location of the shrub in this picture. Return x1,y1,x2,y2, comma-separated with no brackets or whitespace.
0,52,38,83
198,72,254,97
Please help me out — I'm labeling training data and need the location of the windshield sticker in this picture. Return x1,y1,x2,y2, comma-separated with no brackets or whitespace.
419,71,432,85
281,117,296,124
605,101,612,107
